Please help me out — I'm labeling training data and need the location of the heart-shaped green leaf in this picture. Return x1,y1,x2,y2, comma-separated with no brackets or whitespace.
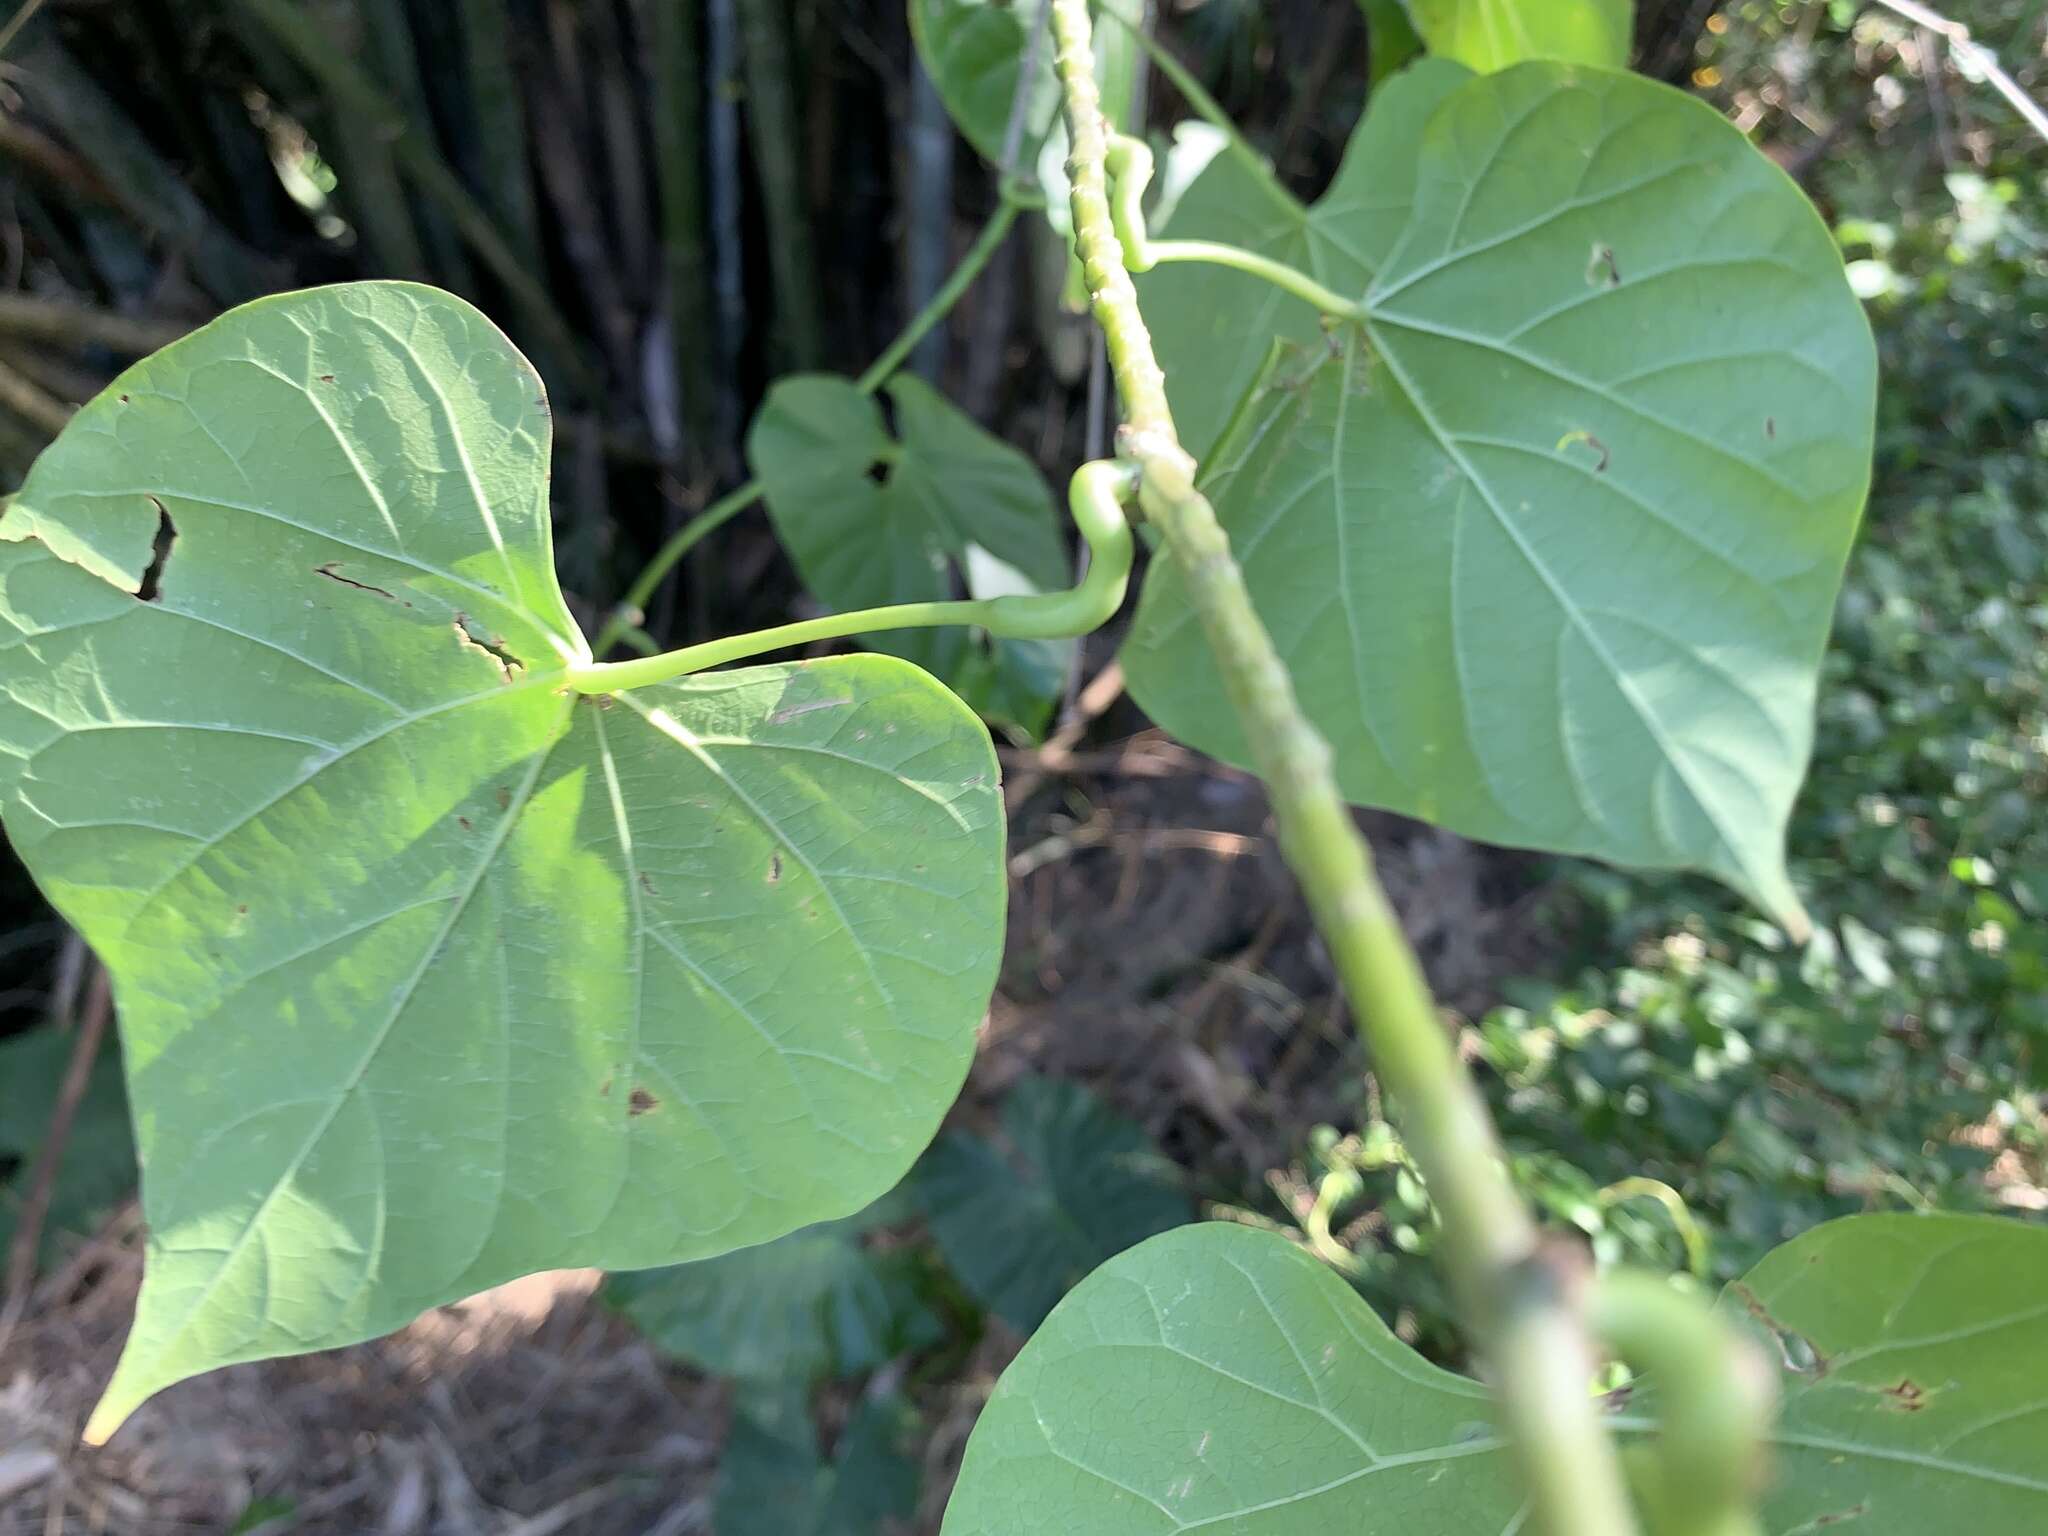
0,282,1005,1438
748,372,1074,734
1408,0,1632,72
910,0,1142,190
607,1190,939,1383
1140,59,1471,460
1127,64,1876,924
941,1215,2048,1532
910,0,1063,171
914,1075,1187,1330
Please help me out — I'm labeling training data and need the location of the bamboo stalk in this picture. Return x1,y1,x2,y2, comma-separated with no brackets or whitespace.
735,0,824,369
357,0,474,288
1,19,275,303
0,295,190,355
232,0,599,399
647,0,718,464
0,355,73,436
456,0,543,275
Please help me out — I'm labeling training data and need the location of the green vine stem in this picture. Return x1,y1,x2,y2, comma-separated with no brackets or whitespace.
592,188,1031,658
1048,2,1669,1532
1592,1272,1773,1536
1104,135,1365,318
573,459,1134,693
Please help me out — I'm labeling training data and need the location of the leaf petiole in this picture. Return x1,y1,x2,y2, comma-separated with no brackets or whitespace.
593,183,1038,658
1104,134,1365,320
570,458,1136,694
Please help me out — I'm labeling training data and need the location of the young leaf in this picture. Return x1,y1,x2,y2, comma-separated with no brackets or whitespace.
915,1076,1188,1331
0,283,1005,1438
941,1215,2048,1531
1126,64,1876,926
1140,59,1471,459
607,1196,939,1383
748,372,1074,733
1407,0,1632,71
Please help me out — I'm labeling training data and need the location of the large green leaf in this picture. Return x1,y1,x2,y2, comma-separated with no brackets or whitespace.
909,0,1062,171
910,0,1141,183
1407,0,1632,72
942,1222,1521,1532
941,1215,2048,1532
1717,1213,2048,1528
748,372,1074,734
0,282,1005,1438
606,1192,938,1382
1127,64,1876,924
1140,60,1471,461
915,1075,1187,1330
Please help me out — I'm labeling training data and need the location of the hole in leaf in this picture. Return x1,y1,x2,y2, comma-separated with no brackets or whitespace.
452,613,524,680
1586,243,1622,287
768,852,783,884
1556,430,1610,473
136,498,176,603
314,562,397,600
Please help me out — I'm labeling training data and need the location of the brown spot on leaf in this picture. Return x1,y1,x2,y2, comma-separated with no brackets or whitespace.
318,374,335,384
1883,1378,1926,1410
457,815,473,831
1587,243,1622,287
638,871,656,896
496,786,512,811
119,394,130,404
628,1087,658,1116
1765,417,1777,439
236,904,249,915
598,1075,612,1097
768,852,782,884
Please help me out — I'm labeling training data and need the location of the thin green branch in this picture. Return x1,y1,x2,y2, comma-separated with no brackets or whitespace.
1047,3,1650,1533
1103,134,1362,317
596,192,1031,657
1140,238,1363,316
593,478,766,656
856,194,1024,392
575,460,1134,692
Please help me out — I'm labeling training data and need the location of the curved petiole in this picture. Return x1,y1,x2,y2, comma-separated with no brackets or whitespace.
1590,1271,1773,1536
568,458,1137,694
1103,135,1365,320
